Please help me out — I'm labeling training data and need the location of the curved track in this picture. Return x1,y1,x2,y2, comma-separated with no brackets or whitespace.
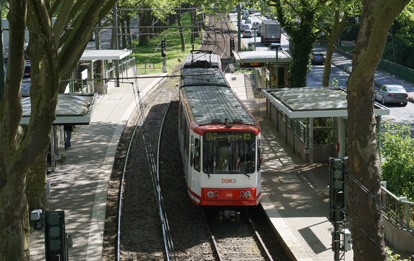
103,14,290,261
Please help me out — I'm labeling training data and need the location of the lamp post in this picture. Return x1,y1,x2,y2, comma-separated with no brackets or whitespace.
237,4,242,51
275,44,281,88
253,30,257,51
0,2,4,100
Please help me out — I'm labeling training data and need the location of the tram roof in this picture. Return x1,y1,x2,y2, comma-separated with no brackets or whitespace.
181,68,229,87
261,87,390,118
233,50,292,65
21,93,97,125
182,51,221,69
182,85,256,126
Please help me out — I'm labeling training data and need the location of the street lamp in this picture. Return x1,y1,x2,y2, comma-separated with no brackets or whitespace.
274,44,281,88
253,29,257,51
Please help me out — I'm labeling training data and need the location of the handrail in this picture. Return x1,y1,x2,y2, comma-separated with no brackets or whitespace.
380,185,414,230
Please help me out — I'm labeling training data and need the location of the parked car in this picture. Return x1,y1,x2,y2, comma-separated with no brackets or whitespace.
311,52,325,65
242,13,249,20
375,84,408,106
251,22,260,31
241,24,250,32
242,30,253,38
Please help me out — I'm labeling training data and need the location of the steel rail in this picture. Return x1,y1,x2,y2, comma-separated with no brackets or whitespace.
244,209,274,261
155,88,180,260
116,85,146,261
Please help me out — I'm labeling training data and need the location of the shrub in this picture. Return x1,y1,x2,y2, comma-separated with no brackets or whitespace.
379,121,414,200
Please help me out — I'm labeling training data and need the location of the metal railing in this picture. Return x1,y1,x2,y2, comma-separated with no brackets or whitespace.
105,57,136,80
381,184,414,230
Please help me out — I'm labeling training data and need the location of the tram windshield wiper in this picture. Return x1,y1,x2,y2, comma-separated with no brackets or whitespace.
243,172,250,178
205,172,210,178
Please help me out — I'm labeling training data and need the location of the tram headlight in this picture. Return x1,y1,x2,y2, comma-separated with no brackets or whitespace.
240,191,252,198
207,191,218,198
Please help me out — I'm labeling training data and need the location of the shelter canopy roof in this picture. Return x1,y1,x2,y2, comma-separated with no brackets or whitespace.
21,93,97,125
80,49,132,61
262,87,390,118
233,50,292,65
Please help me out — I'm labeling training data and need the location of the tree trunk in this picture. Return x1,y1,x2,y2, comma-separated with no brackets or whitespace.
126,15,132,48
178,9,185,52
346,0,410,260
0,183,30,260
94,21,102,50
323,5,348,87
120,17,126,49
0,1,117,259
289,22,315,87
0,0,30,258
139,9,152,46
26,149,48,210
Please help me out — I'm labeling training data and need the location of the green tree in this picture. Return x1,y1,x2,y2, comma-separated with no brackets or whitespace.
346,0,410,260
380,121,414,200
133,0,177,46
267,0,321,87
0,1,116,259
321,0,361,87
383,2,414,68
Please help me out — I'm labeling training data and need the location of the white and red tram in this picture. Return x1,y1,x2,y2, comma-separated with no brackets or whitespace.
178,66,261,206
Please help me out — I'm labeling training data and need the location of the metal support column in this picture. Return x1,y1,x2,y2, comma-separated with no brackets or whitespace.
337,117,346,158
113,5,120,87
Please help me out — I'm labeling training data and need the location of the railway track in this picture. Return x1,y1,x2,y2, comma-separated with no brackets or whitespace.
203,208,273,261
103,14,290,261
202,14,233,71
116,76,179,260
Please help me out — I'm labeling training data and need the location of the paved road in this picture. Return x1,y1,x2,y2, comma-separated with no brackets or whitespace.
309,45,414,135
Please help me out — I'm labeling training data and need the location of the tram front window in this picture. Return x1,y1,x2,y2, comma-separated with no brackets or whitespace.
203,132,256,174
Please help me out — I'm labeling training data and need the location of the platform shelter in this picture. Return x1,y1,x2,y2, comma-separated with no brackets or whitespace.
74,49,133,94
261,87,390,163
233,50,292,88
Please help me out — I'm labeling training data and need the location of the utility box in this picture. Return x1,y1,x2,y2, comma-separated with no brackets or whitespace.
30,209,43,230
341,228,352,251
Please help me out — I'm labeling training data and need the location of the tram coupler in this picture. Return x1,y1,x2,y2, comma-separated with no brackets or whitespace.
219,209,240,222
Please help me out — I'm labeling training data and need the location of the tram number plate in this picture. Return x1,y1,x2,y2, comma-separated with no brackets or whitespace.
222,179,236,183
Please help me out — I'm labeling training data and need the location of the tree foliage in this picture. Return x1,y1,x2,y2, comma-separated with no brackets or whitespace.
0,0,116,259
267,0,325,87
380,121,414,200
383,2,414,68
319,0,361,86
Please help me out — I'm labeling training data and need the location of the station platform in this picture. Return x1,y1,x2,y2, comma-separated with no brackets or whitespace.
29,75,165,260
226,73,353,260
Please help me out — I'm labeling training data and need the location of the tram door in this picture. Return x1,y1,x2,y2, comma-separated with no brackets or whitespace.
190,135,201,193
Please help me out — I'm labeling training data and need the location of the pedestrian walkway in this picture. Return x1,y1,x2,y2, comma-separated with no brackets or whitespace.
29,75,165,261
226,72,353,260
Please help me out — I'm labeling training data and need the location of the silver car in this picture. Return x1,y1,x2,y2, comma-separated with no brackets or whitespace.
375,84,408,106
